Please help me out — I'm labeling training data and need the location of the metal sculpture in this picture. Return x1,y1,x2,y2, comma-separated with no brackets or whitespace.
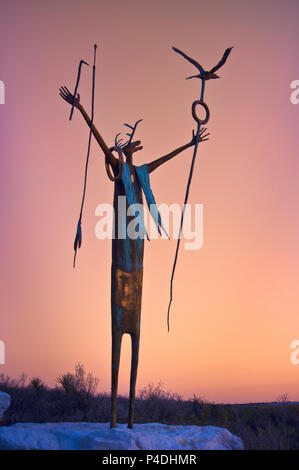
59,42,231,428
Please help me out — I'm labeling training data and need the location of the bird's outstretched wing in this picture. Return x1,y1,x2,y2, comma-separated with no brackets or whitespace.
210,47,233,73
172,46,205,74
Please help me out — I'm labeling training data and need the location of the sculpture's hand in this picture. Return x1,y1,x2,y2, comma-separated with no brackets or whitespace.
59,86,82,110
189,127,209,146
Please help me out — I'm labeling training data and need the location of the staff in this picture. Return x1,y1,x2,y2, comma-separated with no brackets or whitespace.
167,45,233,331
72,44,97,268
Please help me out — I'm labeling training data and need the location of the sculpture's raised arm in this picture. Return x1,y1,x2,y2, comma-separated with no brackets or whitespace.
59,86,118,170
147,127,209,174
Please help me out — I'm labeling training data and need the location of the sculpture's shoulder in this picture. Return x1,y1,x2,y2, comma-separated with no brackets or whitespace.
133,163,149,178
133,163,148,170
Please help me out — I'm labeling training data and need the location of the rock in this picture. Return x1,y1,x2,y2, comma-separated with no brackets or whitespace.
0,422,244,450
0,392,10,421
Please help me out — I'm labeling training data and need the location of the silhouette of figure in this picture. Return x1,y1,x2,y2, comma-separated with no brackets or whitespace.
59,86,209,428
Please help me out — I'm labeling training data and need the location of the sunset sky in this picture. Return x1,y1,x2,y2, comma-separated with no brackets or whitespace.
1,0,299,403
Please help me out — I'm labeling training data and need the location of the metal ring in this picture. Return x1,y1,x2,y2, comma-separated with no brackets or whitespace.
191,100,210,125
105,147,124,181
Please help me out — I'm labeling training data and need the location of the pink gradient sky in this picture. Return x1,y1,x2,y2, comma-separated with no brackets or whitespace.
1,0,299,403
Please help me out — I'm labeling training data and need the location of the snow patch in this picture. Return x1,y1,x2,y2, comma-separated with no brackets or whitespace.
0,422,244,450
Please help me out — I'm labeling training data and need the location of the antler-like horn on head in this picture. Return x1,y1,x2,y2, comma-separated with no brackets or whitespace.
124,119,143,146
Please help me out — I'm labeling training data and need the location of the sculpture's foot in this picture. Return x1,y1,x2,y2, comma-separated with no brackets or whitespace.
128,422,134,429
110,421,116,429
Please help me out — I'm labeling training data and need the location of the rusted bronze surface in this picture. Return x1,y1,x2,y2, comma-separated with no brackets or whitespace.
113,267,143,313
109,157,144,429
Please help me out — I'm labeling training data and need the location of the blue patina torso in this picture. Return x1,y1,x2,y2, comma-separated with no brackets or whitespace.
112,163,144,273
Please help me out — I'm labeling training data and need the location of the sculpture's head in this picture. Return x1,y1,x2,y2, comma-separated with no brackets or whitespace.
112,120,143,163
123,140,143,160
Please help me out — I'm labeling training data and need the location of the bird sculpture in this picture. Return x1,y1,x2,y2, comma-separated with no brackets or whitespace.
173,46,233,80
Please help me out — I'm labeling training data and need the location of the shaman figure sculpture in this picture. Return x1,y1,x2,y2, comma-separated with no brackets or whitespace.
59,43,231,429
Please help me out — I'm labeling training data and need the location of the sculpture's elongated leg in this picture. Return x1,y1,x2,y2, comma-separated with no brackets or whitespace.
128,331,140,428
110,328,123,428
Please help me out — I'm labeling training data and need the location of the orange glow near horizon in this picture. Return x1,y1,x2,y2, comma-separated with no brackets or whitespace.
0,0,299,403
